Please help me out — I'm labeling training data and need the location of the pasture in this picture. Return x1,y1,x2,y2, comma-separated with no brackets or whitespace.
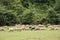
0,29,60,40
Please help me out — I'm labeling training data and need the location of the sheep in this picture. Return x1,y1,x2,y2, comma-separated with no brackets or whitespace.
48,27,58,30
35,27,40,30
8,27,23,32
15,28,22,31
25,25,30,27
53,25,59,30
48,27,54,30
15,24,21,28
53,25,60,27
0,27,4,31
47,25,59,30
54,27,58,30
8,27,15,32
25,27,30,30
21,25,28,30
40,27,46,30
47,25,55,30
38,24,45,27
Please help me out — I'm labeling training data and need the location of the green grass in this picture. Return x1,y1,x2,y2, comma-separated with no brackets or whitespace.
0,30,60,40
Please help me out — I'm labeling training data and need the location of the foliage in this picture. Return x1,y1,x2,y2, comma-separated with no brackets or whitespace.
0,0,60,25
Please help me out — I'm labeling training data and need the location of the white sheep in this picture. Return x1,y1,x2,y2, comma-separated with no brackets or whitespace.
0,27,4,31
8,27,15,32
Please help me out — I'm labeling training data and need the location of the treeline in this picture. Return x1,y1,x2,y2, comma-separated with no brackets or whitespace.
0,0,60,26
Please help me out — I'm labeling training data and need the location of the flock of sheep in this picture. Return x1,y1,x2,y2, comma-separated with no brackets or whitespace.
0,24,59,32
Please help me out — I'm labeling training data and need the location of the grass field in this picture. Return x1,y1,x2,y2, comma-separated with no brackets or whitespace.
0,29,60,40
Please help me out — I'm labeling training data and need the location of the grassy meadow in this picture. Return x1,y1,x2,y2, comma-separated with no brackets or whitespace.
0,28,60,40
